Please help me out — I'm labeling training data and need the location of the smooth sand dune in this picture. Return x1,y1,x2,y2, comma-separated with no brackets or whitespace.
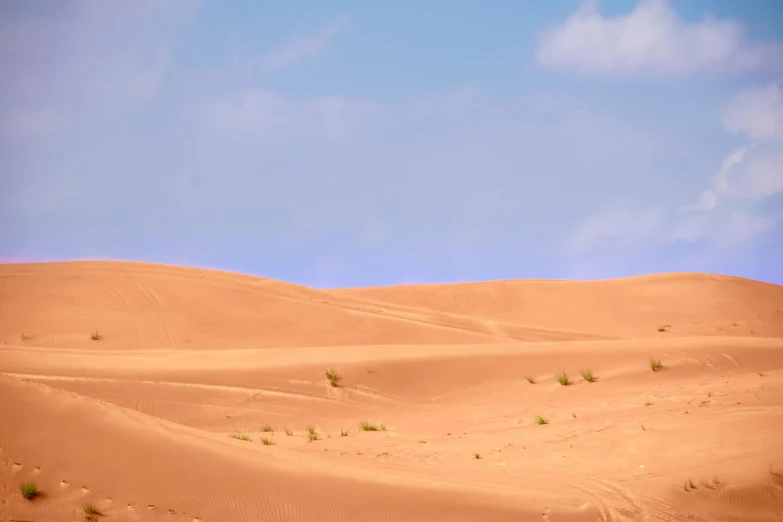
1,261,783,521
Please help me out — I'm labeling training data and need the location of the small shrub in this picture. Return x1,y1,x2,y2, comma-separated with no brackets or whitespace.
84,503,102,521
650,359,664,372
229,431,252,442
284,426,293,436
261,425,275,433
555,371,570,386
260,437,275,446
525,375,535,384
21,332,32,341
535,416,550,425
325,368,341,387
340,429,349,437
360,421,386,432
645,400,653,406
579,369,597,382
657,324,670,332
306,426,319,443
20,482,38,500
473,453,481,459
90,330,101,341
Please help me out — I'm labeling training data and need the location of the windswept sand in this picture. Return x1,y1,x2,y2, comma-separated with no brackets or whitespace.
1,261,782,521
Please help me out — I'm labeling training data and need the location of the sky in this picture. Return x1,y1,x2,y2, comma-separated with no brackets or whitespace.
1,0,782,287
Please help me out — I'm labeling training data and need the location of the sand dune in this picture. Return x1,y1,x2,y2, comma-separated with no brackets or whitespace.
1,261,783,521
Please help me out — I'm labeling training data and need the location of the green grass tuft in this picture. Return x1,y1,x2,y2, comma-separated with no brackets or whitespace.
360,421,386,432
555,371,570,386
340,429,349,437
579,369,597,382
306,425,319,442
20,482,38,500
261,424,275,433
325,368,341,387
84,503,103,521
650,359,664,372
535,416,550,425
260,436,275,445
229,431,252,442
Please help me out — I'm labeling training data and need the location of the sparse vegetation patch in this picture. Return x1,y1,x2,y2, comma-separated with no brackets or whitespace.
579,369,597,382
555,371,570,386
229,431,252,442
306,425,319,442
325,368,341,387
84,503,103,521
261,425,275,433
260,437,275,445
21,332,32,341
20,482,38,500
525,375,536,384
340,429,349,437
360,421,386,432
535,416,550,425
650,359,664,372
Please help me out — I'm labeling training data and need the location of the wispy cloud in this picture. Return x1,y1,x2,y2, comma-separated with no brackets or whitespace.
261,15,350,71
537,0,783,77
571,81,783,254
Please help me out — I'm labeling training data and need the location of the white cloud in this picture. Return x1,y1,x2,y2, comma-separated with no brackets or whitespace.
261,15,350,71
721,82,783,141
575,82,783,253
567,206,663,253
537,0,783,77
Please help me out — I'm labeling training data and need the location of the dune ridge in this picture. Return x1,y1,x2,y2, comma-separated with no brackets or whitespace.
1,260,783,521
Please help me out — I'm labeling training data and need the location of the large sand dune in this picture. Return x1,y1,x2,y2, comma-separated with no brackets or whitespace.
1,261,782,521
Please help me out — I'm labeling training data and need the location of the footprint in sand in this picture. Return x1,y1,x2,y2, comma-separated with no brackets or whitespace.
82,486,91,494
105,497,113,504
60,480,70,488
127,503,137,511
192,518,203,522
33,466,41,473
147,505,158,511
11,462,22,472
168,508,177,514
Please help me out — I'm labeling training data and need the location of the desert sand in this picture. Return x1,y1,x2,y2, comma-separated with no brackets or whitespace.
1,261,782,521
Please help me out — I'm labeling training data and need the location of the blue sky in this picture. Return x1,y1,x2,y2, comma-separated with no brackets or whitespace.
1,0,782,286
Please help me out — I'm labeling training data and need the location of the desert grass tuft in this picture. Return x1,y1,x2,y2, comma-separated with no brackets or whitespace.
325,368,341,387
84,503,102,521
688,478,697,489
20,482,38,500
645,400,653,406
579,369,597,382
306,425,319,442
473,453,481,459
650,359,664,372
555,371,570,386
525,375,536,384
261,424,275,433
260,436,275,446
20,332,32,341
535,416,550,425
90,329,101,341
284,426,294,436
340,429,349,437
229,431,252,442
360,421,386,432
657,324,670,332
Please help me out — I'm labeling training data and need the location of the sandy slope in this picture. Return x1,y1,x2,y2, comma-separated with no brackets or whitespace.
1,261,782,521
